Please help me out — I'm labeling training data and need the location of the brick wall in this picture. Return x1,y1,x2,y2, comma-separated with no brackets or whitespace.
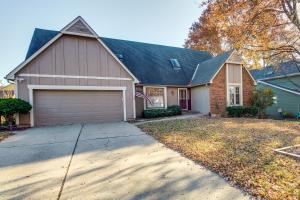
209,66,227,114
242,68,254,106
209,65,255,114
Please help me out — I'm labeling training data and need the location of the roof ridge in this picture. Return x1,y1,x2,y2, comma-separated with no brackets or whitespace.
33,28,212,55
100,37,212,54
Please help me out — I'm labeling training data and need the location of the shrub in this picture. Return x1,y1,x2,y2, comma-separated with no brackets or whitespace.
226,106,258,117
281,111,295,119
0,98,32,130
166,105,182,116
144,105,182,118
251,88,274,118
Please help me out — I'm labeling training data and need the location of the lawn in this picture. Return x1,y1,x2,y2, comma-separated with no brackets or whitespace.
138,118,300,200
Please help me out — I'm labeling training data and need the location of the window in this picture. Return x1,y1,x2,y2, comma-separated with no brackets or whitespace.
170,59,181,69
145,87,165,109
229,85,241,106
227,64,242,106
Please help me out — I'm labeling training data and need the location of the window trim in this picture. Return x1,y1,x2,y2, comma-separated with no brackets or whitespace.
143,86,167,109
228,85,242,106
226,63,243,106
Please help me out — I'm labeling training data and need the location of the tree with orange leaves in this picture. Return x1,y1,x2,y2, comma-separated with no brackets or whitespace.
185,0,300,69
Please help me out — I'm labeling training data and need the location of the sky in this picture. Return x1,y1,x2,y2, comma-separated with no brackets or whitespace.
0,0,204,84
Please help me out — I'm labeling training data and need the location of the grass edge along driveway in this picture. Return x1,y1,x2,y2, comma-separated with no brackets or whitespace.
138,117,300,200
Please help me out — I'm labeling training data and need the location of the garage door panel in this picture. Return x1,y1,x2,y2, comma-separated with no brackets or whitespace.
34,90,123,126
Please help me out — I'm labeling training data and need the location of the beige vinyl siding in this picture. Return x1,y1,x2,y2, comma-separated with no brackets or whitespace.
34,90,123,126
191,86,210,114
227,64,242,84
16,35,135,125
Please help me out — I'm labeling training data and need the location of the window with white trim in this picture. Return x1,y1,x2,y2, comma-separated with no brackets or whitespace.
145,87,165,109
227,64,242,106
228,85,241,106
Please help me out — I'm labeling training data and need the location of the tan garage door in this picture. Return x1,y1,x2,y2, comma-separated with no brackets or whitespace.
34,90,123,126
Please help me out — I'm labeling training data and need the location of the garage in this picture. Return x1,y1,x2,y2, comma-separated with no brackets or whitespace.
33,90,124,126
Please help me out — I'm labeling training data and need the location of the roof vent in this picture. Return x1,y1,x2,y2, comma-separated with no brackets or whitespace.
170,59,181,69
116,53,124,60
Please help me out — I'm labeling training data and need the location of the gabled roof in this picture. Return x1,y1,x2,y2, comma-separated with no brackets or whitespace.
5,16,139,82
250,61,300,80
191,51,233,85
11,28,213,85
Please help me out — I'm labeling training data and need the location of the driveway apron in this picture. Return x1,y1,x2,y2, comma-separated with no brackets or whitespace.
0,124,81,200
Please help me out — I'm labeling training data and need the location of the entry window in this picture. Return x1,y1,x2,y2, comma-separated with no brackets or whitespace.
229,85,241,106
146,87,165,109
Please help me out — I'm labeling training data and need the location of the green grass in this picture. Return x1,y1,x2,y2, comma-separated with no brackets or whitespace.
138,118,300,200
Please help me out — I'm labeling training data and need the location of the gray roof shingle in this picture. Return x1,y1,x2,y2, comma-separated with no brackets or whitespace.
191,51,233,85
250,61,300,80
26,28,59,59
100,37,212,85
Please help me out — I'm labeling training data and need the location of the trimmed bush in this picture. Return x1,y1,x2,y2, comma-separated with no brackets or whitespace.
144,105,182,118
226,106,258,117
166,105,182,116
0,98,32,130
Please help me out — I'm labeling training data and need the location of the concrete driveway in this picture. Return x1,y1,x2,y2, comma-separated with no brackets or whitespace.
0,123,249,200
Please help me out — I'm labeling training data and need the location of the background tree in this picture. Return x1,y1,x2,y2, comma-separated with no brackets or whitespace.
185,0,300,69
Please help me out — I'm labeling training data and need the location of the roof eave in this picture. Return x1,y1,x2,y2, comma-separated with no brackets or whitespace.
258,80,300,96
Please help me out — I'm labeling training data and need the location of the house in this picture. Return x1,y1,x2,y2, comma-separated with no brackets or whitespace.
5,16,255,127
0,84,15,98
251,61,300,118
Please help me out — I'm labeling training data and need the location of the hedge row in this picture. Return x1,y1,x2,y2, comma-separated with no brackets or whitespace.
144,105,182,118
226,106,258,117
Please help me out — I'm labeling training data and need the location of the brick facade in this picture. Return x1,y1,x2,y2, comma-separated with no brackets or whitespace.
209,66,227,114
209,65,254,114
242,67,254,106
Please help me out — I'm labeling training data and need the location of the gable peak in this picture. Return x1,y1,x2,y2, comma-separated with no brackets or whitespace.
62,16,98,37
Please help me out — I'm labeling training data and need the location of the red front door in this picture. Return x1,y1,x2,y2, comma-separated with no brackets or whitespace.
179,89,188,110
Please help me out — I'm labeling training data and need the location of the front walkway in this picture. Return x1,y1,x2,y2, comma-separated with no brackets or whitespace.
0,122,249,200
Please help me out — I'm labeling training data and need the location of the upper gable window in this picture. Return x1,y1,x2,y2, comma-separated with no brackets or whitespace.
170,59,181,69
228,64,241,84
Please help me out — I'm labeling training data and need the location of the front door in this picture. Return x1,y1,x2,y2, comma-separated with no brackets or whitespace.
178,88,188,110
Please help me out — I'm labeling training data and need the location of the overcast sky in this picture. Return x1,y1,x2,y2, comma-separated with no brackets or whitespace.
0,0,204,84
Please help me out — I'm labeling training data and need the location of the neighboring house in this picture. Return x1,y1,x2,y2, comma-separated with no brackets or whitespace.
0,84,15,98
251,61,300,118
5,16,255,127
